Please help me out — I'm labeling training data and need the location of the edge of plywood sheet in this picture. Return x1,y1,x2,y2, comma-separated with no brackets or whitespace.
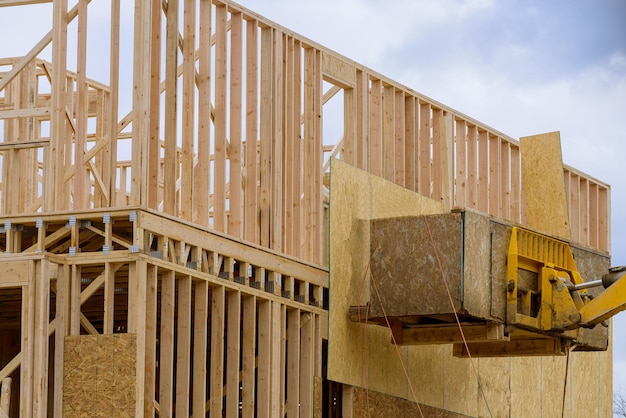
520,131,570,239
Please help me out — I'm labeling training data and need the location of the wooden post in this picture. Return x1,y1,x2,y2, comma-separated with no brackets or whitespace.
159,270,175,417
49,0,68,211
33,259,50,418
128,259,148,418
143,265,158,417
53,263,69,418
163,0,179,216
131,0,153,207
226,290,242,417
214,4,228,232
229,12,243,238
192,281,208,418
196,0,212,226
180,0,196,221
1,378,11,418
241,295,256,418
244,18,258,244
210,285,226,416
175,276,191,417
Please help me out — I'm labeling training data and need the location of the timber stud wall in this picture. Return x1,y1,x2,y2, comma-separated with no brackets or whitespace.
0,0,610,417
0,0,609,257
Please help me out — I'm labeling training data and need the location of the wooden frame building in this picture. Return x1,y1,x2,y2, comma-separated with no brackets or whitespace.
0,1,612,417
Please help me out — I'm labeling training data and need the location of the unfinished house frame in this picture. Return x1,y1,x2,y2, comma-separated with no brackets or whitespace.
0,1,611,417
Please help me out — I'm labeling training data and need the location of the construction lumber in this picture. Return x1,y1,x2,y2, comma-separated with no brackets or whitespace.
0,1,614,416
520,131,570,238
397,323,507,345
0,378,10,418
63,334,136,417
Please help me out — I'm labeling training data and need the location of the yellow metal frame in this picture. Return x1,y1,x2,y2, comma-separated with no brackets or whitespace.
506,227,586,333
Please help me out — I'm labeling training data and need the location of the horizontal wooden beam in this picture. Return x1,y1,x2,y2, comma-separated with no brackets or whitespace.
0,0,52,7
0,139,50,151
0,107,50,119
398,323,507,346
452,337,567,358
138,210,328,286
0,260,30,287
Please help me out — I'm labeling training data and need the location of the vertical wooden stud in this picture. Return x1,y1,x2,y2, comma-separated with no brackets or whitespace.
163,0,179,216
500,140,510,220
210,285,225,416
244,18,259,243
510,145,521,223
455,119,467,207
21,279,34,418
108,0,121,208
159,270,175,417
382,84,394,181
175,276,191,417
131,0,153,207
477,130,489,213
180,0,196,221
287,308,300,416
53,263,69,418
226,290,242,417
369,79,382,176
300,311,314,418
103,261,115,334
418,100,431,197
241,295,256,418
70,265,81,335
214,4,228,232
271,31,284,252
257,299,271,416
144,264,158,416
192,280,208,417
196,0,212,226
74,0,89,209
229,12,244,238
259,27,273,247
431,108,442,201
355,70,368,170
404,96,417,191
128,259,147,418
488,134,501,217
49,0,68,211
394,89,405,187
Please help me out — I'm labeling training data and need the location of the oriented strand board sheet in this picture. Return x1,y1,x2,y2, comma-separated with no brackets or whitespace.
63,333,136,417
520,131,570,238
328,158,445,402
352,387,473,418
328,158,612,416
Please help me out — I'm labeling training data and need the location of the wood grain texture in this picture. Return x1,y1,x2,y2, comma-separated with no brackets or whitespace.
520,131,570,238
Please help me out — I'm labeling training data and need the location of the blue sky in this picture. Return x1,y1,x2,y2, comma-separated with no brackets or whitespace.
2,0,626,407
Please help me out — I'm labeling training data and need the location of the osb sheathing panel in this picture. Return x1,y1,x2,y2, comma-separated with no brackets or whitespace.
352,387,474,418
328,158,613,416
520,131,570,239
63,333,136,417
369,214,464,318
328,158,446,402
368,210,493,320
314,376,323,418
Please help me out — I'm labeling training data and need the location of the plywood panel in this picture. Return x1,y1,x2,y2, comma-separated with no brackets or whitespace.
63,334,136,417
520,131,570,239
328,158,444,403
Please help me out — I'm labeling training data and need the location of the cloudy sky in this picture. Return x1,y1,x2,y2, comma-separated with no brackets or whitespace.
2,0,626,405
241,0,626,397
